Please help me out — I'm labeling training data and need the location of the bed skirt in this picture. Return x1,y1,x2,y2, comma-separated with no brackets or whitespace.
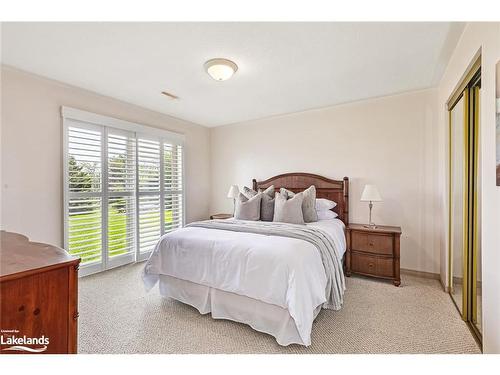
159,275,321,346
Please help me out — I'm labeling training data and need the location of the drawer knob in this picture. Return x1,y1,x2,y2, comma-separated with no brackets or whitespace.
369,242,374,246
18,305,25,312
33,308,40,316
368,262,374,267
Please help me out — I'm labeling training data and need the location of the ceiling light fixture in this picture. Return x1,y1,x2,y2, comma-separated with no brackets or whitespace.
204,58,238,81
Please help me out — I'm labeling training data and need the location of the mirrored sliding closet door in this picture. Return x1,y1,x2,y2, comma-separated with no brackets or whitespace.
448,58,482,345
449,94,466,315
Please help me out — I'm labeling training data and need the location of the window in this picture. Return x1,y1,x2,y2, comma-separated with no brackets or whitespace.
62,107,185,276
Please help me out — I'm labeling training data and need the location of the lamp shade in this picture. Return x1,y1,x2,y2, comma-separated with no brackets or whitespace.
227,185,240,199
360,184,382,202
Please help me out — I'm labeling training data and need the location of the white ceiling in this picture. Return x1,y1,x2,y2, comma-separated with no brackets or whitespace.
1,22,464,127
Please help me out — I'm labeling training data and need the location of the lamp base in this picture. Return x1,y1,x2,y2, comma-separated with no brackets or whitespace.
365,202,377,229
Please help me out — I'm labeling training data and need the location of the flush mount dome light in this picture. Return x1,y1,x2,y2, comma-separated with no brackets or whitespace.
204,58,238,81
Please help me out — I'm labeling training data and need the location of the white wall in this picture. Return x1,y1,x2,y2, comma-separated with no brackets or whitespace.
437,22,500,354
210,89,441,274
1,66,211,247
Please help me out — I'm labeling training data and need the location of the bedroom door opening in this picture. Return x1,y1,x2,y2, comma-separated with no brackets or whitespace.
448,58,481,345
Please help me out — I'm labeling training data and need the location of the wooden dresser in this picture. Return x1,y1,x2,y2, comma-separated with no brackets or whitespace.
346,223,402,286
0,231,80,354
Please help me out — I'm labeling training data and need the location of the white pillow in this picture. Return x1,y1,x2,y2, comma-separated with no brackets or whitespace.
315,198,337,211
317,210,338,220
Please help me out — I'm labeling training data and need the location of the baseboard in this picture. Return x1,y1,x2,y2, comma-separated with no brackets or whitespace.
401,268,449,292
449,276,482,291
441,282,450,293
400,268,440,280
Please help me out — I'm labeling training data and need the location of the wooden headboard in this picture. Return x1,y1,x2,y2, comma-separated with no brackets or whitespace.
253,173,349,225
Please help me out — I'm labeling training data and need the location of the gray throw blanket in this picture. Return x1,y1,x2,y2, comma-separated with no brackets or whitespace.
186,219,346,310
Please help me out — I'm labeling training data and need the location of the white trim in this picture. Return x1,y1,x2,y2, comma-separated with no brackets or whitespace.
61,106,185,145
101,126,109,270
182,145,186,227
134,131,141,263
107,252,136,270
160,140,165,237
79,261,104,277
62,120,69,252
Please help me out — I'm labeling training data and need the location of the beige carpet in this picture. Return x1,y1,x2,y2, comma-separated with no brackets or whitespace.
78,263,480,354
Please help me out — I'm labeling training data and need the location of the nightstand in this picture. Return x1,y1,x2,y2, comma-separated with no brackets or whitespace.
210,213,233,220
346,223,402,286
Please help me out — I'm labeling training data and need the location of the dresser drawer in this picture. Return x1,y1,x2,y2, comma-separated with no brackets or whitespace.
1,267,70,353
351,231,394,255
351,253,394,278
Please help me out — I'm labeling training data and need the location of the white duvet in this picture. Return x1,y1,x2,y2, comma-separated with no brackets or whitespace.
143,219,346,345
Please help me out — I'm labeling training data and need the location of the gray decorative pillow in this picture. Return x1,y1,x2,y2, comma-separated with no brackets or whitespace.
234,192,262,221
259,185,275,221
242,186,258,199
242,185,275,221
259,185,275,197
280,187,295,198
273,192,304,224
280,186,318,223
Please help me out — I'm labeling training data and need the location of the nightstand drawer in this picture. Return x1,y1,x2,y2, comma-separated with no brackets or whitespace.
351,253,394,278
351,231,393,255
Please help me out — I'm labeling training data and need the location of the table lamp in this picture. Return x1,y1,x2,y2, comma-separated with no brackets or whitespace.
227,185,240,214
360,184,382,228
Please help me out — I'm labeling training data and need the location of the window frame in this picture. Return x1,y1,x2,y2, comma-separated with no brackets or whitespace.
62,106,186,276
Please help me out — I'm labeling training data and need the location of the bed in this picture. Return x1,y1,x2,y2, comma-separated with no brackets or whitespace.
143,173,349,346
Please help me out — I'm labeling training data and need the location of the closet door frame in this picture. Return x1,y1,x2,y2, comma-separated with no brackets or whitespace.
469,80,481,340
448,88,468,318
447,56,482,346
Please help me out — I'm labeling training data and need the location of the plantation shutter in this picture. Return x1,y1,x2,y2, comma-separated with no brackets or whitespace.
65,122,103,270
63,107,185,276
107,128,136,268
137,137,162,258
164,143,183,233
